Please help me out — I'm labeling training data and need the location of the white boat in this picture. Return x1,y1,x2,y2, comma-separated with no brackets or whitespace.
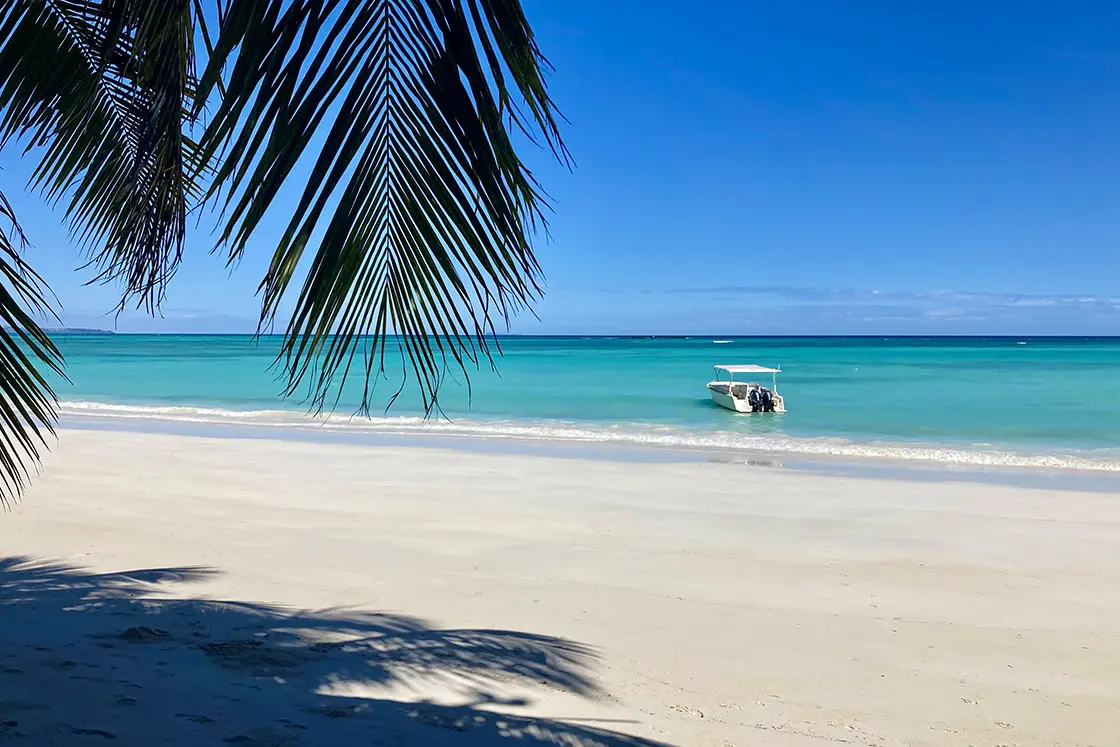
706,364,786,413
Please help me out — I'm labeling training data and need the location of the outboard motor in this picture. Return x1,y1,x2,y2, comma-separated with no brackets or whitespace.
747,387,763,412
760,387,774,412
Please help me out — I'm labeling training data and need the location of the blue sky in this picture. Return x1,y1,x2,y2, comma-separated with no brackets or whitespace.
4,0,1120,334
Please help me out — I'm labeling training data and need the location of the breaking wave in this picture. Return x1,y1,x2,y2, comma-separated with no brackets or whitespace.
57,400,1120,472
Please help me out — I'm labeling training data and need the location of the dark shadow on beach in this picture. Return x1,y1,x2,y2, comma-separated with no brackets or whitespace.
0,556,671,746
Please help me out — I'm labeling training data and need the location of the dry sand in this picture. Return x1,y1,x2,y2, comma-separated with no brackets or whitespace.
1,428,1118,746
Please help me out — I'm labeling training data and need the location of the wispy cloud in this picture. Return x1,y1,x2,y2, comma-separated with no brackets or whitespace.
539,284,1118,335
657,285,1120,310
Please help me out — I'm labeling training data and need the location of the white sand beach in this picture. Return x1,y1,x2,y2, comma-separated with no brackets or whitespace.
2,428,1118,746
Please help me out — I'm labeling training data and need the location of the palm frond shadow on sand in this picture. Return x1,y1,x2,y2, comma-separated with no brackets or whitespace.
0,556,671,746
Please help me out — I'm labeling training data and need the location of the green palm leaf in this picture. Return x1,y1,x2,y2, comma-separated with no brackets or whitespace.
0,0,201,499
0,0,564,500
0,0,203,312
195,0,568,412
0,189,63,505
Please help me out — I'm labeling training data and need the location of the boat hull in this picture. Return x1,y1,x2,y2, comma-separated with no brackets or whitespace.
709,387,749,412
707,383,787,414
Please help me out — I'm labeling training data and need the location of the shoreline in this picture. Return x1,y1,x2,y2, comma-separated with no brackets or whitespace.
58,410,1120,493
3,428,1118,746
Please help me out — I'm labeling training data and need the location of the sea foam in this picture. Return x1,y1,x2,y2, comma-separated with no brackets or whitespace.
58,400,1120,472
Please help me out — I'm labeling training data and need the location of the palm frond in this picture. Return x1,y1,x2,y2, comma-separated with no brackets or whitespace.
195,0,568,412
0,189,63,506
0,0,203,312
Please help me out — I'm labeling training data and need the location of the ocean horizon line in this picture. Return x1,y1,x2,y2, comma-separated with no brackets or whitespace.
35,331,1120,340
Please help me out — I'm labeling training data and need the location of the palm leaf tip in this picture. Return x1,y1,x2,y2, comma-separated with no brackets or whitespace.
0,190,63,506
0,0,202,315
195,0,569,413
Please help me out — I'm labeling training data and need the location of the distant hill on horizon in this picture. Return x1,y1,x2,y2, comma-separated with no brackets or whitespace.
51,328,115,335
4,327,116,335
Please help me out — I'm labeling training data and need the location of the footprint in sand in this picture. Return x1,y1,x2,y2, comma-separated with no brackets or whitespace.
176,714,216,724
201,639,319,676
70,727,116,739
119,627,171,643
407,709,481,732
668,704,704,719
223,726,298,745
274,720,306,731
308,703,370,719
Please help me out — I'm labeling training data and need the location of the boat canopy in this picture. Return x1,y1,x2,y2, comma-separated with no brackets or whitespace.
714,364,781,374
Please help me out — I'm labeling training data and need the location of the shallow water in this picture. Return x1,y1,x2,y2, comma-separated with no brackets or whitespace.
46,335,1120,470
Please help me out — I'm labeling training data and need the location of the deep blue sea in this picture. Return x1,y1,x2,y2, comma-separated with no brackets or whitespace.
46,335,1120,470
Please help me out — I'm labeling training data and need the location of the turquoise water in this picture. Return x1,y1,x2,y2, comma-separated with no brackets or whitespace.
46,335,1120,470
